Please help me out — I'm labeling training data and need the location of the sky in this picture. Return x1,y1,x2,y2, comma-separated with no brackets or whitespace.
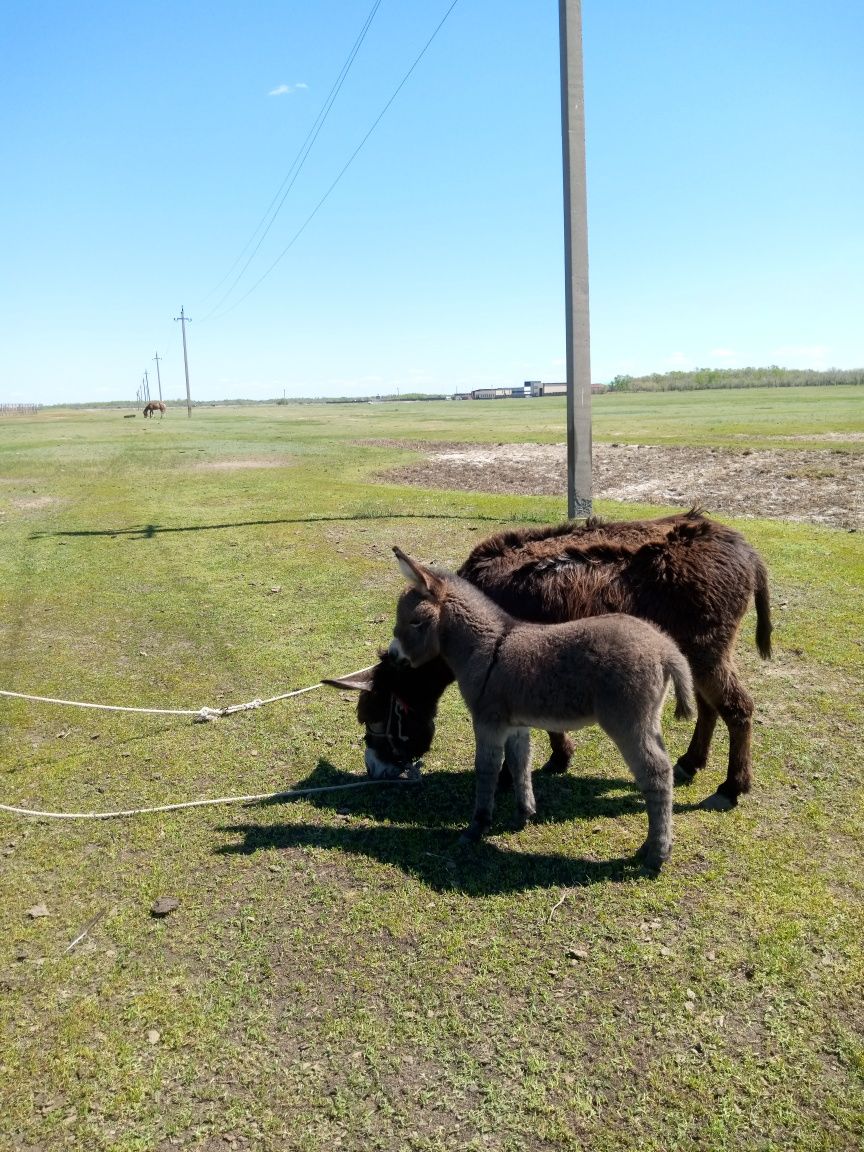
2,0,863,404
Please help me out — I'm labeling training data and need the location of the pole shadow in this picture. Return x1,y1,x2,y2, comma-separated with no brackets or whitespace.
30,511,550,543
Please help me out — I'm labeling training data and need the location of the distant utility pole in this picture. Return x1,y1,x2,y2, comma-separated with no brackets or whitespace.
153,352,163,402
173,307,193,418
559,0,592,518
143,370,150,403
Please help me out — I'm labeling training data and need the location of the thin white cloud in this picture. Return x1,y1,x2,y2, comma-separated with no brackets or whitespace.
773,344,831,369
664,351,693,368
269,82,308,97
709,347,735,359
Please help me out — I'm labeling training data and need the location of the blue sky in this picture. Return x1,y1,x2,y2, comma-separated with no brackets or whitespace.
2,0,862,404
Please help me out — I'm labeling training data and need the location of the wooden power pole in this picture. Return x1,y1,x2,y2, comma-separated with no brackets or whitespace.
173,307,193,418
559,0,592,518
153,352,163,402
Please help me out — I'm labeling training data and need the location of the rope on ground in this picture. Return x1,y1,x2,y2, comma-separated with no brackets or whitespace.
0,661,425,821
0,774,420,821
0,662,377,723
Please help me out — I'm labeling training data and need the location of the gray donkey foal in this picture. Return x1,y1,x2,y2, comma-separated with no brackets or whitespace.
390,548,695,869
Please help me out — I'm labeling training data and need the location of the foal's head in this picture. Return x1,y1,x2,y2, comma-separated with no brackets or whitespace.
389,547,448,668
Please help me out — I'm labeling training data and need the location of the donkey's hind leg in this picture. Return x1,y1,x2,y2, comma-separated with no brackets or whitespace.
540,731,575,774
504,728,535,829
604,720,674,871
674,692,718,784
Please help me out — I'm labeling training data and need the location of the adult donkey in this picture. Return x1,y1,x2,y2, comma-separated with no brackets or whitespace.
143,401,166,418
327,510,772,811
390,547,695,867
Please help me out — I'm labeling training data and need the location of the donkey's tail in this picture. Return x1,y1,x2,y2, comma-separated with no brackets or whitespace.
666,648,696,721
754,555,773,659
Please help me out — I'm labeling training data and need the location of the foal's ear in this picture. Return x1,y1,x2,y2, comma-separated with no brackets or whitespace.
393,546,442,599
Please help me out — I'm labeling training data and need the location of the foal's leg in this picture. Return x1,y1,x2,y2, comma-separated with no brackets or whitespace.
673,691,718,784
602,716,674,870
460,724,507,843
504,728,535,829
695,661,755,811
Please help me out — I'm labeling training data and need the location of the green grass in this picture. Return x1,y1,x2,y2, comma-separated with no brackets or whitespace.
1,399,862,1151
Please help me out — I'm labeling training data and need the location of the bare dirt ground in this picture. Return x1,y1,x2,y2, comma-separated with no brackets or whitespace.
377,441,863,529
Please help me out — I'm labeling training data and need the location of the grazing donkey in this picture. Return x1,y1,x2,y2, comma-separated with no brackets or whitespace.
389,548,695,869
327,510,772,811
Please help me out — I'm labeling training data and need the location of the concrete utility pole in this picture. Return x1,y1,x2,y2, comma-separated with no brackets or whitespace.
153,352,163,402
559,0,592,518
173,307,193,418
143,370,150,403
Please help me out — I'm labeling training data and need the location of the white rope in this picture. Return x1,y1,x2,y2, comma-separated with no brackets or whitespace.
0,776,419,821
0,660,411,821
0,663,377,723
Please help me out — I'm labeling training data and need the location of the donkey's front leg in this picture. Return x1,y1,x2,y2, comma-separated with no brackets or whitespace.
460,726,507,843
504,728,535,829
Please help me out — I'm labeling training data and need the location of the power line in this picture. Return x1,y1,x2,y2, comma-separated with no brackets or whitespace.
198,0,384,319
204,0,463,324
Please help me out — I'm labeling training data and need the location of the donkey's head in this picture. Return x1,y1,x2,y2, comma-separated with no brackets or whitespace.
323,652,452,778
388,547,450,669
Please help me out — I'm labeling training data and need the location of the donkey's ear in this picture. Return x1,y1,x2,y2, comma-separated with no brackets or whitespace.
322,664,379,693
393,546,441,599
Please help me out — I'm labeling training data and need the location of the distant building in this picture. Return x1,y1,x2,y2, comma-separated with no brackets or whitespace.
529,381,608,396
530,381,567,397
468,386,526,400
464,381,608,400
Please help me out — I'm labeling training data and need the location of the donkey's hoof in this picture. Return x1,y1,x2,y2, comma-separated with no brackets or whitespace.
514,808,537,831
700,791,736,812
540,755,570,775
673,761,697,785
636,840,671,872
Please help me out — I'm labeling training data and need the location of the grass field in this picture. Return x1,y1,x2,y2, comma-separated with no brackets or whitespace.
1,391,863,1151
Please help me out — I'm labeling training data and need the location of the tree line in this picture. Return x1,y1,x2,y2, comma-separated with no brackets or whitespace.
608,366,864,392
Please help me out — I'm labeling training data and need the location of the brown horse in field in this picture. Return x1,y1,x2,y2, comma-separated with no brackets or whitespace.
143,401,166,418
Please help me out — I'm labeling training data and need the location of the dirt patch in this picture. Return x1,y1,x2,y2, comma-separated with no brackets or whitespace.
4,495,61,512
378,441,863,529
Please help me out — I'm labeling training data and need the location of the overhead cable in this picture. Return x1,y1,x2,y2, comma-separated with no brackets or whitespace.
203,0,463,323
199,0,385,318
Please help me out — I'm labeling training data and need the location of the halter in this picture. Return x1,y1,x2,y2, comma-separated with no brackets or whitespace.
367,693,412,764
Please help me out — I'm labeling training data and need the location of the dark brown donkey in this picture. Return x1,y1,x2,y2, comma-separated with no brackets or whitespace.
143,401,166,418
327,510,772,810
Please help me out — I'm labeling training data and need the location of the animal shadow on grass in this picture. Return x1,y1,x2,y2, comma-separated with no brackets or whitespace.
215,759,702,895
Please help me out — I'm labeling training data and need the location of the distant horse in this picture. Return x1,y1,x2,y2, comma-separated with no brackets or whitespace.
143,401,166,418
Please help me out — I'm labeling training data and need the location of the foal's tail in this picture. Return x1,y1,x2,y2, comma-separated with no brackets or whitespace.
665,647,696,721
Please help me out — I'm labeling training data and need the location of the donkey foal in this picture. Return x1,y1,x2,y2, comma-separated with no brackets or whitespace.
390,548,695,870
